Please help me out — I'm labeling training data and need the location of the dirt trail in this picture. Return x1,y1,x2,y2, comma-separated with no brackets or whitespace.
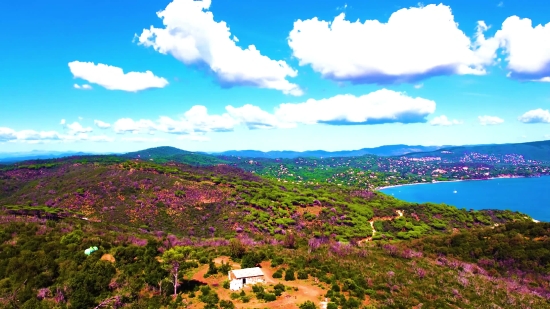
360,209,404,243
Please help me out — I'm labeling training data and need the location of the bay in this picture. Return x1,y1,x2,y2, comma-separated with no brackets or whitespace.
379,176,550,222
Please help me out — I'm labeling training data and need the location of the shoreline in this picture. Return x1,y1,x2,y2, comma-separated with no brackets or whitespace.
376,175,527,191
377,175,544,223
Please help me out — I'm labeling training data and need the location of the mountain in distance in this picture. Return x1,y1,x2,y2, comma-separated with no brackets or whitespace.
0,150,101,163
122,146,228,166
213,144,448,159
403,140,550,162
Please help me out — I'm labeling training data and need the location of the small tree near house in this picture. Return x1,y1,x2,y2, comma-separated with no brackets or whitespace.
161,246,192,297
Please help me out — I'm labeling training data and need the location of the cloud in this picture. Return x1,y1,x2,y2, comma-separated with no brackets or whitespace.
121,137,167,143
414,83,424,89
229,89,436,128
87,135,115,142
288,4,496,84
226,104,295,130
492,16,550,81
177,134,210,142
0,127,114,143
74,84,92,90
0,128,18,142
113,105,237,135
498,1,504,7
64,122,93,135
136,0,302,95
518,108,550,123
478,115,504,125
113,118,157,134
94,120,111,129
68,61,168,92
429,115,463,126
60,119,66,125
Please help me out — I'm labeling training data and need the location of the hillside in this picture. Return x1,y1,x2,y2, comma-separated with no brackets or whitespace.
214,145,445,159
403,140,550,163
1,205,549,308
122,146,228,166
0,158,530,241
2,157,550,308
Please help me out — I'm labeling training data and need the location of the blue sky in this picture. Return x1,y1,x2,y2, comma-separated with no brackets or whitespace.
1,0,550,153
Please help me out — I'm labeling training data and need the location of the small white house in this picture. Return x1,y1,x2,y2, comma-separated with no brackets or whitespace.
228,267,265,290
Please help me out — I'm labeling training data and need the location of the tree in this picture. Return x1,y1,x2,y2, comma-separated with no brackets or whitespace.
161,246,192,297
229,238,246,258
299,300,318,309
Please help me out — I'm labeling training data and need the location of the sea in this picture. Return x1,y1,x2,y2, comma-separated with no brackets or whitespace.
379,176,550,222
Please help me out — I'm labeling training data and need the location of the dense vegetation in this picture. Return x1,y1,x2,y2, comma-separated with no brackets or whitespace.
1,217,549,308
1,150,549,308
0,159,530,241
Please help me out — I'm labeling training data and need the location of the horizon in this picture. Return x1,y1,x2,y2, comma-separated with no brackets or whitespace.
2,0,550,153
1,138,549,156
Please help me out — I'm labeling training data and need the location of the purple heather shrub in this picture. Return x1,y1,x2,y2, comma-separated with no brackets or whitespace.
128,236,148,246
357,249,369,258
37,288,50,300
415,267,426,279
452,289,461,298
329,242,352,256
387,271,395,277
235,227,243,233
400,248,423,259
54,287,66,304
382,244,399,257
457,275,469,287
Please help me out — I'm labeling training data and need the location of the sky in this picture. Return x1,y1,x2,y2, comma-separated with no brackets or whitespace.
1,0,550,153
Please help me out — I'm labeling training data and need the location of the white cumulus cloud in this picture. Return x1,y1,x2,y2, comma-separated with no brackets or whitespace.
136,0,302,95
94,120,111,129
228,89,436,128
0,128,18,142
113,105,237,135
429,115,463,126
492,16,550,81
64,122,93,135
121,137,167,143
74,84,93,90
288,4,496,84
226,104,295,130
518,109,550,123
0,127,114,143
68,61,168,92
478,115,504,125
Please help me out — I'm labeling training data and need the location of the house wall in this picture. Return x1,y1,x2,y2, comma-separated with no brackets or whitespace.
228,275,265,290
245,276,265,285
230,279,243,291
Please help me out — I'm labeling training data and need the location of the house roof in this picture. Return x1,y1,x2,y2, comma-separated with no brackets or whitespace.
230,267,264,279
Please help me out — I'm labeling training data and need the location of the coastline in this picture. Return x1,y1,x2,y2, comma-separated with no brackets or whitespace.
376,175,526,191
377,175,544,223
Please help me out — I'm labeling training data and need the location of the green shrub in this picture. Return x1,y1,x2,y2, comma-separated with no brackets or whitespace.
241,295,251,303
222,280,230,289
284,269,296,281
230,292,240,300
299,300,317,309
297,270,308,279
219,300,235,309
327,303,338,309
273,269,283,278
263,293,277,302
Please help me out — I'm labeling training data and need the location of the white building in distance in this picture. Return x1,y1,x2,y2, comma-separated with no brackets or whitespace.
228,267,265,290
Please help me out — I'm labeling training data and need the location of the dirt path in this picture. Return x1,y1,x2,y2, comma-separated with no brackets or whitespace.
360,209,405,243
